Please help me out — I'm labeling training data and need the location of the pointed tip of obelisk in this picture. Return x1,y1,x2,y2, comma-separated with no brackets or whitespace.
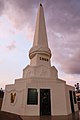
40,3,42,7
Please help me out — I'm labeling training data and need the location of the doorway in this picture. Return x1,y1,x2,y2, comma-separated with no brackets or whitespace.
69,90,75,113
40,89,51,116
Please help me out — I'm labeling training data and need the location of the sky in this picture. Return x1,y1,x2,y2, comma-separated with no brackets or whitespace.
0,0,80,89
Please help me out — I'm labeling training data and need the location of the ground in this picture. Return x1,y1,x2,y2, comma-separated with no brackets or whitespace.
0,111,79,120
0,111,22,120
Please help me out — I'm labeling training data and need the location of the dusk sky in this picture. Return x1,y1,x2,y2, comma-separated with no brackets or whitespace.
0,0,80,89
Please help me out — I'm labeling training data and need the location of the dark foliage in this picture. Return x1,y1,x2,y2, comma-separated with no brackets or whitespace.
0,88,4,98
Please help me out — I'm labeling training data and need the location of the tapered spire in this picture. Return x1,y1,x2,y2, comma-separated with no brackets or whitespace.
29,4,51,60
33,3,48,47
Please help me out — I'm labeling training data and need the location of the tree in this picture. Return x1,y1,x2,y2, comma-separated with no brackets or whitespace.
0,88,4,98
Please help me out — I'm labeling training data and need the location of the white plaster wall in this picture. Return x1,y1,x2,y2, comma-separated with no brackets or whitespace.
21,78,68,116
23,65,58,79
30,54,51,67
51,82,67,115
2,83,27,115
30,55,38,66
50,66,58,79
2,77,78,116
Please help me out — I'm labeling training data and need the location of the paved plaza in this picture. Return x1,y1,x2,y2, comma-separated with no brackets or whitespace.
21,112,79,120
0,111,80,120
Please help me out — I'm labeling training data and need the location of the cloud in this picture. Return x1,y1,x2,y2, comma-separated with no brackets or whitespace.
2,0,40,29
1,0,80,32
59,73,80,86
1,0,80,75
45,0,80,34
59,50,80,74
50,30,80,74
6,41,16,51
0,0,5,15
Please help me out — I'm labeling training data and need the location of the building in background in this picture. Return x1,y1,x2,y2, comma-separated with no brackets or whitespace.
1,4,78,117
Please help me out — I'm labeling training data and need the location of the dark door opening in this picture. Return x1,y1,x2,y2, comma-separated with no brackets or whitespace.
40,89,51,116
69,91,75,113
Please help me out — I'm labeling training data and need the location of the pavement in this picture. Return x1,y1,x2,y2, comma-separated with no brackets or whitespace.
0,111,22,120
0,111,79,120
21,112,79,120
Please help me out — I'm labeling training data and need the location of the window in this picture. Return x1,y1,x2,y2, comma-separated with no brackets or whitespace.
27,88,38,105
73,91,77,104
